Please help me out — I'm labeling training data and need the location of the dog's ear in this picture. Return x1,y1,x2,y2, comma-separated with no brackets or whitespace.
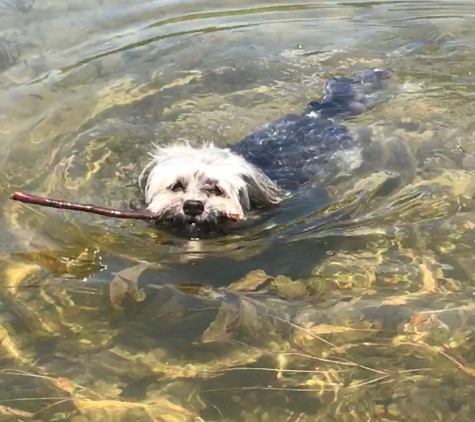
241,169,282,210
138,155,160,196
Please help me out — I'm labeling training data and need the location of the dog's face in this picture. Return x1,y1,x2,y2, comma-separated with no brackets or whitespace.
139,144,282,238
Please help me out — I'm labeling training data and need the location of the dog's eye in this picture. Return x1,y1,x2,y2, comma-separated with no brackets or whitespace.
206,186,224,196
170,181,185,192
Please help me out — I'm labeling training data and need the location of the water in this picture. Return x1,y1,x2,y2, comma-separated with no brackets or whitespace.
2,0,475,420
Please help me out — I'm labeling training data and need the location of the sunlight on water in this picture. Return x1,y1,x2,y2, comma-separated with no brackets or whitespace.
2,0,475,420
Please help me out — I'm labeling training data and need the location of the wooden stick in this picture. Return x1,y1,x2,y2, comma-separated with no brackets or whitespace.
9,191,158,220
9,191,243,222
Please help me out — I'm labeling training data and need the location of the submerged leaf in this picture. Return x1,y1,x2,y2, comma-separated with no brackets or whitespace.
1,262,41,296
227,269,271,292
54,376,75,394
74,396,202,422
109,275,128,307
202,300,240,343
202,295,273,344
270,275,307,299
0,405,33,419
109,263,150,308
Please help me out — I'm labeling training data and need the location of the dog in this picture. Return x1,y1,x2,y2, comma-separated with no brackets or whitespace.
137,69,390,239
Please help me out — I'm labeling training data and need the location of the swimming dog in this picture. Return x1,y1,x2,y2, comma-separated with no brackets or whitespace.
138,69,390,239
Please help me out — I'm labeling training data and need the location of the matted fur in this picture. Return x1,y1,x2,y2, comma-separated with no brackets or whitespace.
139,143,282,236
137,69,390,238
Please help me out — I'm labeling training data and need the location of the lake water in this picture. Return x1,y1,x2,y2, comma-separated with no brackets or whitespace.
2,0,475,420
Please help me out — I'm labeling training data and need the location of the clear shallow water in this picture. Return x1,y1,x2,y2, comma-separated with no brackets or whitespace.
2,0,475,420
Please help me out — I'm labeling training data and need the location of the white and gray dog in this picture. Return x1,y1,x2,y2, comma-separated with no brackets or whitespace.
137,69,390,239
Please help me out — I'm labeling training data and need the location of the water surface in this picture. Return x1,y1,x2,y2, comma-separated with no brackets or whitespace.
2,0,475,420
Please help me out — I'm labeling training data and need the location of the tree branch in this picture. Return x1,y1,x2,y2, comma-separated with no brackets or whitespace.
9,191,243,222
9,191,158,220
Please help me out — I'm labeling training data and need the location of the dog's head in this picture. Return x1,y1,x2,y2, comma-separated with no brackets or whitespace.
139,143,282,238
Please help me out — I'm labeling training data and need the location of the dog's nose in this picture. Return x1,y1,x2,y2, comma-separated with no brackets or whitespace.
183,200,204,216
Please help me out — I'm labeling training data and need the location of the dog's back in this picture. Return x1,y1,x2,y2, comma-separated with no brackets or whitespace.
231,69,390,192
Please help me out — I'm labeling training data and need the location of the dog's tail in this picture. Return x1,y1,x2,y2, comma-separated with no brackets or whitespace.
305,69,391,119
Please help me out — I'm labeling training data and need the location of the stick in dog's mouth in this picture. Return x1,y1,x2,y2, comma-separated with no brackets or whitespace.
9,191,243,222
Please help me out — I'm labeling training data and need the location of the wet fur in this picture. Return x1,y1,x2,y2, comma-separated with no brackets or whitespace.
139,69,389,238
140,144,282,218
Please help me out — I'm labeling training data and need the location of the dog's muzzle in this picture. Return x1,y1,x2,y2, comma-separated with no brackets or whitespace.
164,209,229,239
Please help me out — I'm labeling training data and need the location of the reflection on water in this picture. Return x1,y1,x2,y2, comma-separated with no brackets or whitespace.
2,0,475,420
